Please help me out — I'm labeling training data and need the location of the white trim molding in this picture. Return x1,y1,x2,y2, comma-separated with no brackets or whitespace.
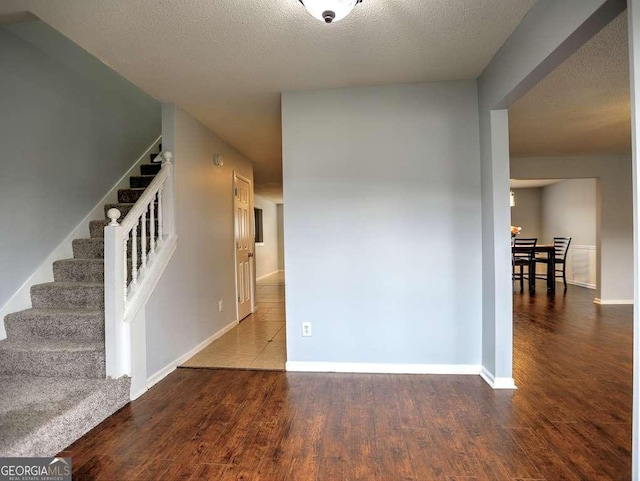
286,361,482,376
594,298,634,305
480,367,518,390
145,319,239,393
567,279,596,290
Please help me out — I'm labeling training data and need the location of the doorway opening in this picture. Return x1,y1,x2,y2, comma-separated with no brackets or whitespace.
505,9,633,474
181,186,287,370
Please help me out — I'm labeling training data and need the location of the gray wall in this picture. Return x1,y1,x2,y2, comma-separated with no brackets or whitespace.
0,21,160,309
282,81,482,366
145,105,254,377
277,204,285,271
254,195,280,279
510,188,543,240
542,179,597,246
511,156,631,301
511,180,598,246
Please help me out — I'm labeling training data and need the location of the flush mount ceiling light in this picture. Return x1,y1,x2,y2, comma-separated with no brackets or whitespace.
298,0,363,23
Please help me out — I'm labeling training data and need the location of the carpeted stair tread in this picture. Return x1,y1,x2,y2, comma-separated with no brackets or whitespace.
4,308,104,342
73,238,104,259
129,175,156,189
90,219,157,238
118,188,146,203
54,258,104,283
31,282,104,309
73,238,150,260
89,220,108,238
141,163,162,175
0,339,105,378
0,338,103,352
0,375,130,457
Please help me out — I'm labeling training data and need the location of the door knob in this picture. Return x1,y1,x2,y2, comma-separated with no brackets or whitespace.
248,252,254,258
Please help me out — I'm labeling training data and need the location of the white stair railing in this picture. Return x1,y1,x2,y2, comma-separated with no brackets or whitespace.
104,151,176,379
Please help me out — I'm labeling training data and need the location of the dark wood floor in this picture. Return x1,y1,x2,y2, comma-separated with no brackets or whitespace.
61,280,633,480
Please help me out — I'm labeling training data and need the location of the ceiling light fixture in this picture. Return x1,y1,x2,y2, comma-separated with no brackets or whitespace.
298,0,363,23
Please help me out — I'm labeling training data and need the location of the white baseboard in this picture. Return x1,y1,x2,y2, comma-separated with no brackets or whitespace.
145,319,239,390
130,385,147,401
566,280,596,290
285,361,481,375
593,298,634,305
287,362,518,390
0,137,162,340
256,269,284,282
480,367,517,389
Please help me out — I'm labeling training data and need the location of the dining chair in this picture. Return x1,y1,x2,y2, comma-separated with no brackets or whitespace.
534,237,572,291
513,238,537,293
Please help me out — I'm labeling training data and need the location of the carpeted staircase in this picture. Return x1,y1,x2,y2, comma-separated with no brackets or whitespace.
0,156,163,457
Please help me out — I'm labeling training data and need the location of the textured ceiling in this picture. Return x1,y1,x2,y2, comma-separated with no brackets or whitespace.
0,0,536,201
509,11,631,158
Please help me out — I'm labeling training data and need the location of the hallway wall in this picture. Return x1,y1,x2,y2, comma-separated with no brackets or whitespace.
541,179,597,246
277,204,285,271
510,187,543,239
254,195,281,280
145,104,254,378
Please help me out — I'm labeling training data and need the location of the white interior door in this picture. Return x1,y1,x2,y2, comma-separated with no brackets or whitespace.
234,174,253,321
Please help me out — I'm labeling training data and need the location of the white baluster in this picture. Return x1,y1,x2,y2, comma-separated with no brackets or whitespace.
157,187,164,242
131,225,138,286
150,196,156,255
141,208,147,270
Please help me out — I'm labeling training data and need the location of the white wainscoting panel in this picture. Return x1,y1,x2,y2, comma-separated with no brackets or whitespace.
565,245,596,289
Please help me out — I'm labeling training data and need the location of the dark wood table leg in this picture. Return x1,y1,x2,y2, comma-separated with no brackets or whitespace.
529,259,536,293
548,252,555,293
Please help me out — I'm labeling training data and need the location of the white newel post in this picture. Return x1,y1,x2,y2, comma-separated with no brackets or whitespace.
104,208,131,378
160,151,175,238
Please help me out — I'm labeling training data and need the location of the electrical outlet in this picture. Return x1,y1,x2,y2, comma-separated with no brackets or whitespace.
218,300,224,312
302,322,312,337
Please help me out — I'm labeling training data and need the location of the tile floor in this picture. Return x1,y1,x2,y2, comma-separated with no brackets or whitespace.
181,271,286,370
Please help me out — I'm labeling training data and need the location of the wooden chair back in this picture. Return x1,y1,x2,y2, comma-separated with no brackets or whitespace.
513,238,537,263
553,237,571,261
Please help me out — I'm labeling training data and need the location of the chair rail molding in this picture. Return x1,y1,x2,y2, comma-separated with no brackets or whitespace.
104,151,177,395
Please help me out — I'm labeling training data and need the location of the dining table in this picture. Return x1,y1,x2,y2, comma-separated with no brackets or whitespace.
512,244,556,293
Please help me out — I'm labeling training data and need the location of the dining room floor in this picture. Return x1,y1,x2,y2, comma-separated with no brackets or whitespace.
181,271,286,370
